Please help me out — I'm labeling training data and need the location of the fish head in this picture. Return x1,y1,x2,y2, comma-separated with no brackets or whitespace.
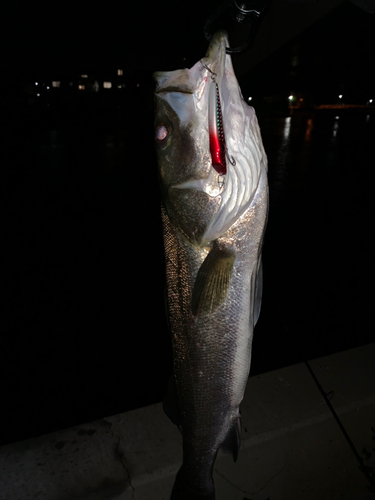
154,31,267,246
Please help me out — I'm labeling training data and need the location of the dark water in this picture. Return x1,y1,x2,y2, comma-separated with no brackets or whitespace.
1,107,374,446
253,111,374,373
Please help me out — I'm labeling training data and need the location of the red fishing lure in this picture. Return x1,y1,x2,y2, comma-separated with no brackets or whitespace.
208,81,227,175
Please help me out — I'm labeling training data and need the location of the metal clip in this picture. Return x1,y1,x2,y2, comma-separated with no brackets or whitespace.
200,60,217,82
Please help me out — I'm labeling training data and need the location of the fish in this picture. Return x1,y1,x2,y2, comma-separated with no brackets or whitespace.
153,30,268,500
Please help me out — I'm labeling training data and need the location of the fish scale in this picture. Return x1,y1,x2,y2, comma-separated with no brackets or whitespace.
154,31,268,499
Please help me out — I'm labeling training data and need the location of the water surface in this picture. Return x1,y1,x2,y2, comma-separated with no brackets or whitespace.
2,109,374,445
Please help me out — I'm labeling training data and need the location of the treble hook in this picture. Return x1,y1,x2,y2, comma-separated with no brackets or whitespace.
227,153,236,166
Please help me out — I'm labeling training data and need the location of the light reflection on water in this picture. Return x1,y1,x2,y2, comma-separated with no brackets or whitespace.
260,111,374,214
283,116,291,139
305,118,313,141
332,116,339,137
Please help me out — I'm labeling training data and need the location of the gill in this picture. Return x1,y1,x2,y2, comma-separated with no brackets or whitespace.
201,60,236,191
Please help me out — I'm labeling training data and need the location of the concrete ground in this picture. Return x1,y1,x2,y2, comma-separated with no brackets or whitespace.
1,343,374,500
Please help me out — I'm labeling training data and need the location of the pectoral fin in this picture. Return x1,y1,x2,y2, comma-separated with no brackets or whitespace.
191,243,235,316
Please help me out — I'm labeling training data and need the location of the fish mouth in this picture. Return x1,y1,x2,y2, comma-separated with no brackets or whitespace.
202,30,229,85
154,31,229,98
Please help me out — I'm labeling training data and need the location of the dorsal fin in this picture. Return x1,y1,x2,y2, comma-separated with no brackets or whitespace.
191,243,235,316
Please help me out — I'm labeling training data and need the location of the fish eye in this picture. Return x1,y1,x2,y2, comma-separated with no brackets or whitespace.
155,124,169,142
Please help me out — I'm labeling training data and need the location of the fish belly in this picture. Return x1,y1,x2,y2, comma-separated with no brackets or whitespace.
162,191,266,498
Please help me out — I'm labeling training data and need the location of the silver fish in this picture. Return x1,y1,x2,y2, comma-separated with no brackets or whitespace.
153,31,268,500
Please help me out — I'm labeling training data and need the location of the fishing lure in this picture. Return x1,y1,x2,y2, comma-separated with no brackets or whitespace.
202,60,235,179
209,80,227,175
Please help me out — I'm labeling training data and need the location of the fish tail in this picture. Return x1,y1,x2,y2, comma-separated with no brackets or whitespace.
170,467,215,500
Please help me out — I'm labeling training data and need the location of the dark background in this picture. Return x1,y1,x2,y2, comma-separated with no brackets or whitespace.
1,0,375,446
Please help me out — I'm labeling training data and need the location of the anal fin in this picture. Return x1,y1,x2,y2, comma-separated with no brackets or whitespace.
253,259,263,327
220,411,241,463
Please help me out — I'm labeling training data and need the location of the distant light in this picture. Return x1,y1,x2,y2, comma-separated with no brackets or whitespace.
117,69,123,76
288,95,294,100
103,81,112,89
248,97,252,101
81,74,88,78
46,86,50,90
136,83,140,87
69,82,73,86
338,94,343,99
35,82,38,86
335,116,340,120
78,84,85,90
52,81,60,88
369,99,373,104
36,93,40,97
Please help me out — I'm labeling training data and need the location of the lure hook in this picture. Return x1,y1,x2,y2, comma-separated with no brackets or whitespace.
200,60,217,82
227,153,236,166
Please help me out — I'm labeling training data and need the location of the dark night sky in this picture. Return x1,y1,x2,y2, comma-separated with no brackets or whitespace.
1,0,374,93
0,1,339,73
3,0,301,75
1,0,214,76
